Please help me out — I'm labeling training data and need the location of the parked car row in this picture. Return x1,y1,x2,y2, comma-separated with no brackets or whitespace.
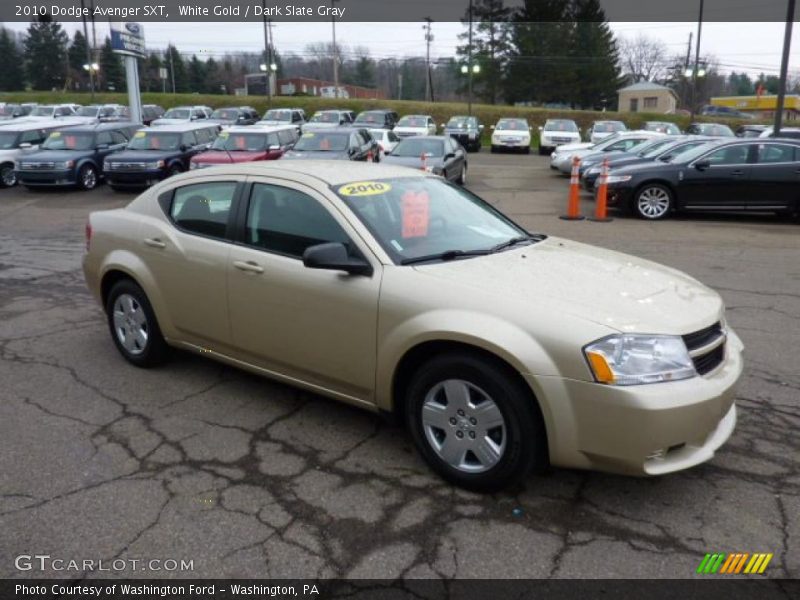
548,124,800,221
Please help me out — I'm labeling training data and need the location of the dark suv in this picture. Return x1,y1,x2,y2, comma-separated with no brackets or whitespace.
354,110,399,130
208,106,259,126
443,115,484,152
17,122,139,190
103,123,219,191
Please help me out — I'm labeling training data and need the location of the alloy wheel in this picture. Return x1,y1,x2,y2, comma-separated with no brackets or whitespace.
81,166,97,189
112,293,149,356
421,379,507,473
637,186,671,219
1,165,16,187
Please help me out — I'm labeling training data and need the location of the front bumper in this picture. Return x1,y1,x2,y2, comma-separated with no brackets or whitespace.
18,169,77,186
524,328,744,476
492,138,530,148
105,169,166,188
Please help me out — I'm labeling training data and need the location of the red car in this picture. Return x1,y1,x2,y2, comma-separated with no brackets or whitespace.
190,125,298,170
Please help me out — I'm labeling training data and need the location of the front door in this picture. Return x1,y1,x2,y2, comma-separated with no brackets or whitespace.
227,180,381,401
679,144,753,210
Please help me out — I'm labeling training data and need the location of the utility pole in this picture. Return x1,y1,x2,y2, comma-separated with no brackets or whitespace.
80,0,94,101
331,0,339,99
261,0,270,100
398,71,403,100
774,0,796,136
689,0,704,121
169,45,176,94
423,18,433,103
467,0,474,115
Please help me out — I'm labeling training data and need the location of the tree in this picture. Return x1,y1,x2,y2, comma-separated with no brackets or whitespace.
617,34,669,83
24,14,68,90
457,0,512,104
727,72,754,96
0,28,25,91
569,0,620,109
67,30,90,90
351,47,375,88
188,55,207,93
164,45,188,93
99,37,125,92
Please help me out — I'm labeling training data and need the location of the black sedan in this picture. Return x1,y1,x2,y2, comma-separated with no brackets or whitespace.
381,136,467,185
604,139,800,220
281,127,379,162
581,136,715,190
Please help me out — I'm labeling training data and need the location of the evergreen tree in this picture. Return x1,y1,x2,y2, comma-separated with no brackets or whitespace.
24,14,68,91
164,45,188,93
99,37,125,92
204,58,226,94
569,0,620,109
353,56,375,88
0,28,26,91
188,55,207,93
68,30,90,90
457,0,512,104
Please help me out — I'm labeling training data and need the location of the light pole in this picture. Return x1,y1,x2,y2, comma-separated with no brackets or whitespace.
259,62,278,100
423,18,433,103
774,0,796,136
466,0,474,115
79,0,95,101
83,62,100,100
261,1,271,100
331,0,340,99
688,0,705,120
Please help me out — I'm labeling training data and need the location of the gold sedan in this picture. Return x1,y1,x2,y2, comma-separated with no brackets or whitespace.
83,161,743,491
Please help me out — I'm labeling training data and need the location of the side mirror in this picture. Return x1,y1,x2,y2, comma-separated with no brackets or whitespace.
180,144,189,152
694,160,711,171
268,144,281,151
444,152,455,160
19,142,32,149
96,143,109,150
303,243,373,276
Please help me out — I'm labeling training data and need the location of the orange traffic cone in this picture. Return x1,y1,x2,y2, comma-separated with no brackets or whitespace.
559,156,585,221
589,158,614,222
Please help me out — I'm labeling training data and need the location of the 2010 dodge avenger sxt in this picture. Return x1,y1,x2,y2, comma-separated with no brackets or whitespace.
82,161,743,491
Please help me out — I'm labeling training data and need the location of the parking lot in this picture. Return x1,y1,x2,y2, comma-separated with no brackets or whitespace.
1,150,798,579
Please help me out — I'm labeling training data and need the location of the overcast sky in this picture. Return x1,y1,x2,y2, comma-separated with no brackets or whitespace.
3,20,797,77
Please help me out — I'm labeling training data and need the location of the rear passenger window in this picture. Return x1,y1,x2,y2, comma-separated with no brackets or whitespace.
96,132,113,146
278,129,294,145
181,132,197,147
170,182,237,240
757,144,795,164
20,130,45,144
110,131,127,144
245,183,351,259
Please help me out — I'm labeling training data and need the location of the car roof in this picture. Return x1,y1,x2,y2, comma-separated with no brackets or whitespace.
0,120,66,132
181,160,431,186
307,127,364,133
139,123,218,132
358,109,394,114
223,126,290,134
400,114,432,118
51,121,138,134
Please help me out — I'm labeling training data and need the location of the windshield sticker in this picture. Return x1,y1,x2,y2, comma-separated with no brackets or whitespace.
218,131,229,138
50,131,61,137
134,131,145,138
302,132,315,138
401,190,430,238
338,181,392,197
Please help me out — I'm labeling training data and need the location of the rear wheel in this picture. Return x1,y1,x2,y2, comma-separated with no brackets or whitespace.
490,145,497,154
405,352,545,491
538,146,548,156
0,162,17,187
167,164,182,178
634,183,674,220
78,164,98,190
106,279,168,367
524,146,531,154
457,164,467,185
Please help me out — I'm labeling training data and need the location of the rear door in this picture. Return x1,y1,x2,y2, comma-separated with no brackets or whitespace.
747,142,800,211
679,144,753,210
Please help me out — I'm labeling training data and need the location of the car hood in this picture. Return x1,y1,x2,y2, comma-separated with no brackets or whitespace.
304,122,340,129
151,118,191,126
383,155,444,168
493,131,530,137
395,127,429,134
19,149,90,162
553,141,592,153
445,128,476,135
282,150,349,160
259,120,292,126
411,237,723,335
106,150,178,161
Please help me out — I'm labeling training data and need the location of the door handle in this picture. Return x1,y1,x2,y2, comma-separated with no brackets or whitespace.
143,238,166,249
731,170,745,176
233,260,264,274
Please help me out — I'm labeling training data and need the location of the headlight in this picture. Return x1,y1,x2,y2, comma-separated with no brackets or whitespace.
54,160,74,169
104,161,115,170
584,334,695,386
606,174,632,183
145,160,165,169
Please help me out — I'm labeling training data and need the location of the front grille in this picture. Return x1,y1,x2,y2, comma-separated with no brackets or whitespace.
110,162,147,171
551,137,574,143
397,132,417,137
683,322,725,375
22,162,55,170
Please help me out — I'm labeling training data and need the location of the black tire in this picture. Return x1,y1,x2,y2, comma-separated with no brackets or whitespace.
77,163,98,190
457,164,467,185
524,146,531,154
105,279,168,368
538,147,548,156
167,164,182,178
490,145,497,154
405,352,546,492
633,183,674,220
0,162,17,187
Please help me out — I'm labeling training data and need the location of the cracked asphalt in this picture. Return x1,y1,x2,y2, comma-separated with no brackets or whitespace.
1,152,798,580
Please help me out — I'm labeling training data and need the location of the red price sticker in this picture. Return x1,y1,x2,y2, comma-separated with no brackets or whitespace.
401,190,429,238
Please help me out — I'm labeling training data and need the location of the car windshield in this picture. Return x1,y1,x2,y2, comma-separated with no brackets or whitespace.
668,141,720,164
638,139,676,157
446,117,472,129
544,120,579,132
336,177,530,264
698,124,734,137
594,121,626,133
661,141,706,161
211,131,275,151
398,116,428,127
392,138,444,158
210,109,240,120
369,129,386,140
496,119,528,131
126,131,181,151
76,106,100,117
30,106,55,117
163,109,190,119
293,131,349,152
354,112,384,124
0,106,19,116
41,131,95,150
310,112,341,123
0,132,20,149
263,110,291,122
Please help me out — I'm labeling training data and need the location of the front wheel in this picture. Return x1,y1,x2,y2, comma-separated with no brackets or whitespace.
457,164,467,185
634,183,674,220
166,164,182,178
106,279,168,367
0,162,17,187
78,164,98,190
405,353,545,492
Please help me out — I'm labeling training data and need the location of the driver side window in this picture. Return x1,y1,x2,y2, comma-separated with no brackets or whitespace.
705,145,750,165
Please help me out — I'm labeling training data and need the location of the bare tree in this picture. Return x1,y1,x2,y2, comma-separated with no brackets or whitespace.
618,34,669,83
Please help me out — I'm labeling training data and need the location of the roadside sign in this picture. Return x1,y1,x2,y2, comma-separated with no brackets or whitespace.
110,22,146,58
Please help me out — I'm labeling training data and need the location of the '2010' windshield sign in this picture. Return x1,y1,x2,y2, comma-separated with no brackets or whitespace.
110,22,145,58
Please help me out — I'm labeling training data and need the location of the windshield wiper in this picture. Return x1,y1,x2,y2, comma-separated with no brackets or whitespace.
400,249,490,265
489,234,544,253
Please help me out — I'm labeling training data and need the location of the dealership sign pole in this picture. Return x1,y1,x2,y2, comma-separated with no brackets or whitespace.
110,22,145,124
773,0,795,135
